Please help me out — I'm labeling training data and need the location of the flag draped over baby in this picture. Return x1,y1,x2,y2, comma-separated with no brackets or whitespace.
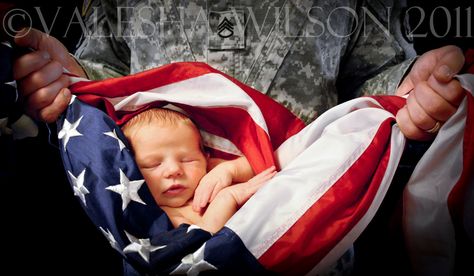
59,62,473,275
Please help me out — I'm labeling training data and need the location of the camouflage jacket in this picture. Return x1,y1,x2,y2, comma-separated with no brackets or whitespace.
75,0,415,124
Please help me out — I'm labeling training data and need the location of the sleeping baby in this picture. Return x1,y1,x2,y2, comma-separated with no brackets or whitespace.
121,107,276,233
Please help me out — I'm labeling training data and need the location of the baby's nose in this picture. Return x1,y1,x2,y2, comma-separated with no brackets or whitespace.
164,161,183,178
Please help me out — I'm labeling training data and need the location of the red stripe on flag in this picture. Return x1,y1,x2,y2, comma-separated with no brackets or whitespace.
259,119,394,275
174,104,278,173
464,49,474,74
69,62,306,173
222,75,306,151
71,62,217,97
368,95,406,116
70,62,305,148
70,63,219,123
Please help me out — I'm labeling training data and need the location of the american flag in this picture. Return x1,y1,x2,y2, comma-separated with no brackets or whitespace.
58,62,474,275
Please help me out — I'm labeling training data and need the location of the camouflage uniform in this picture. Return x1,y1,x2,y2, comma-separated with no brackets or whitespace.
73,1,416,274
75,0,416,125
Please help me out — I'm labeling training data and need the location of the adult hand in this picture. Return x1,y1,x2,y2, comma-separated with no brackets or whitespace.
396,45,465,140
13,28,86,123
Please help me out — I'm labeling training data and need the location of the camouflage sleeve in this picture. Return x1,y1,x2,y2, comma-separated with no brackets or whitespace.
72,0,131,80
357,57,416,96
76,58,129,80
336,0,416,102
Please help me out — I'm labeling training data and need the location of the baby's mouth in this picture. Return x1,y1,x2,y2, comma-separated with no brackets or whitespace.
164,184,186,195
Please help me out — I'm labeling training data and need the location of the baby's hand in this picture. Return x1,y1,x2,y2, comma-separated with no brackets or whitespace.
193,162,234,213
223,166,276,206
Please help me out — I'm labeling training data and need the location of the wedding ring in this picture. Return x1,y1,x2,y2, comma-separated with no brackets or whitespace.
426,121,441,134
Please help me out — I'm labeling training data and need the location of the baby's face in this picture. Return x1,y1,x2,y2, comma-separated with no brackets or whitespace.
132,123,207,208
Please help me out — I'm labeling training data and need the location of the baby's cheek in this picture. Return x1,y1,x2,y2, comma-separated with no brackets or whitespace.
145,181,165,206
187,166,207,180
142,172,163,194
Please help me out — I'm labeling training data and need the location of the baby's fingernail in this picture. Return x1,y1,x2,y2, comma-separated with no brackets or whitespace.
438,65,454,79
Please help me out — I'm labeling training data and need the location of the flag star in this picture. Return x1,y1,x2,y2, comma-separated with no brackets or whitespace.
99,227,122,253
170,243,217,276
58,115,83,150
5,80,17,90
123,231,166,263
187,225,202,233
68,169,89,205
106,169,146,210
104,129,126,151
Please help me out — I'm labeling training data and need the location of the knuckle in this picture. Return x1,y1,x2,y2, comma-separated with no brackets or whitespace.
409,68,422,83
396,108,412,131
414,83,437,114
29,70,45,86
410,111,428,129
49,60,63,71
423,99,440,116
35,87,55,107
407,102,426,128
447,80,464,106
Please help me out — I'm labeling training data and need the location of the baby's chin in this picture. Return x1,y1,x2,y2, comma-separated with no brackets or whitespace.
158,197,193,208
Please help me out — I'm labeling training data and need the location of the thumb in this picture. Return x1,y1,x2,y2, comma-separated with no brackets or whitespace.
14,28,45,50
433,46,465,83
14,28,86,78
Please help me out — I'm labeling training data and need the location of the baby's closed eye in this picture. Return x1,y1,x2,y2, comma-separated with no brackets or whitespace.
139,160,163,169
181,158,198,163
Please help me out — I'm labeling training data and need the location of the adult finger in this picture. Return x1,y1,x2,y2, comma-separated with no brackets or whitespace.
14,28,46,50
397,45,464,96
412,81,457,122
25,74,70,112
432,46,464,83
36,87,71,123
13,50,50,80
18,60,63,96
396,106,433,141
427,75,465,107
406,93,438,131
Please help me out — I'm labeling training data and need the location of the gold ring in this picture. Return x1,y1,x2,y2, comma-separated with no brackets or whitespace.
426,121,441,134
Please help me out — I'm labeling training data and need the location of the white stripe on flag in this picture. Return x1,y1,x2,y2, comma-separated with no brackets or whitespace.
104,73,269,133
308,124,405,275
227,102,395,259
200,130,243,156
403,74,473,276
274,97,385,169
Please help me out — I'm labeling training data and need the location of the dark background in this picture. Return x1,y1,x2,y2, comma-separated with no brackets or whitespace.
2,0,473,275
2,1,123,275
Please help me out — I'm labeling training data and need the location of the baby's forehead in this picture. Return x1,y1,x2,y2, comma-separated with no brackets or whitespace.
155,121,203,142
155,119,200,133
